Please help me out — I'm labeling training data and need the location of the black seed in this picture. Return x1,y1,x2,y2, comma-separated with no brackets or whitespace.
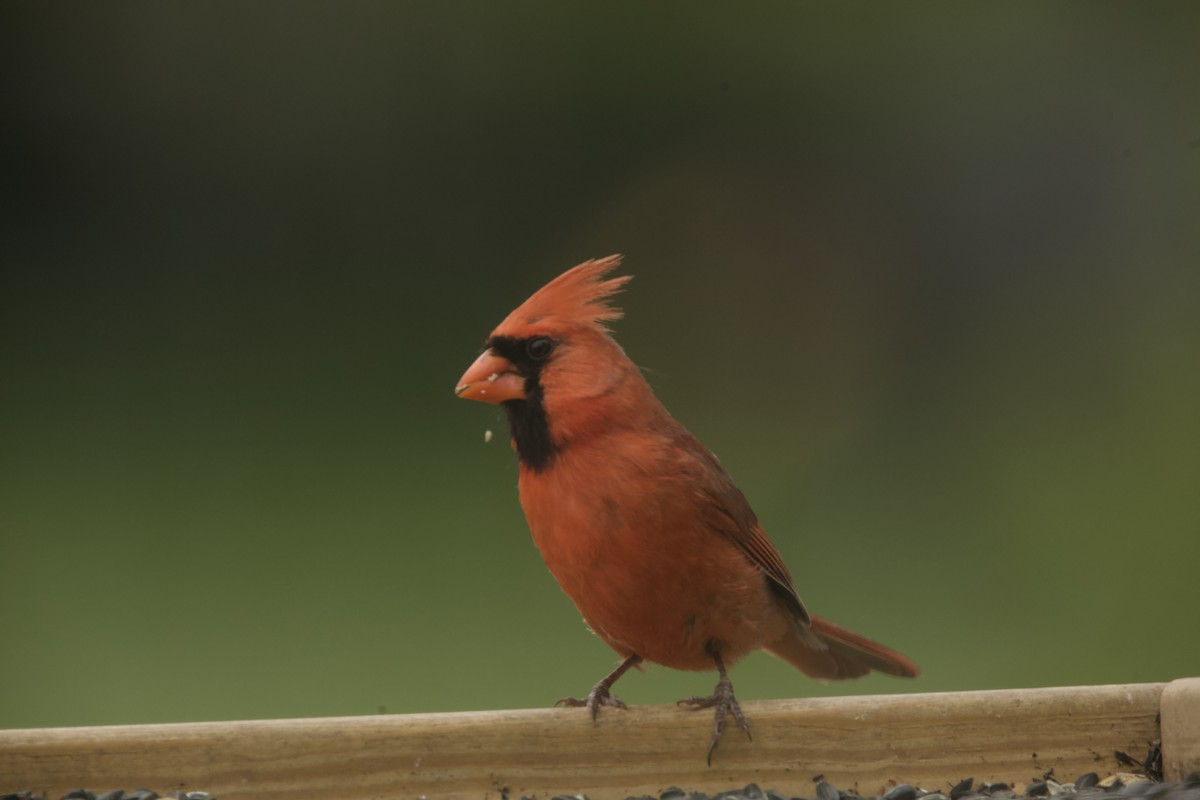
1027,782,1048,797
951,780,975,800
1145,742,1164,782
63,792,96,800
1115,751,1139,769
1077,774,1100,790
661,790,688,800
885,786,917,800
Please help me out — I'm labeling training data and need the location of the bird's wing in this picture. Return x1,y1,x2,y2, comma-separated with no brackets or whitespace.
676,431,813,627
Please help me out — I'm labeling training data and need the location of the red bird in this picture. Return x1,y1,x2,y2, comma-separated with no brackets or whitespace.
455,255,918,763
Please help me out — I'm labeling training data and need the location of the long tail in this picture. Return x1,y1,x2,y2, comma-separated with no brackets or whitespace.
763,615,920,680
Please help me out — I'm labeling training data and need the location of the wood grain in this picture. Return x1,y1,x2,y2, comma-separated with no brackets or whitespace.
0,683,1171,800
1162,677,1200,781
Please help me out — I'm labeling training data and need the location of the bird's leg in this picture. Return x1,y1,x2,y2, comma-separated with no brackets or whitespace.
677,649,750,765
556,653,642,723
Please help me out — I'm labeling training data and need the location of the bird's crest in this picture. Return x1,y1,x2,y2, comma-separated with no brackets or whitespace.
494,255,631,336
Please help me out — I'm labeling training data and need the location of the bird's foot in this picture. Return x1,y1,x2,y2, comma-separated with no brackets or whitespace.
677,672,751,765
556,653,641,723
556,683,628,723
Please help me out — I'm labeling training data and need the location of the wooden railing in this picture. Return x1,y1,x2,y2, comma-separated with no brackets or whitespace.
2,679,1197,799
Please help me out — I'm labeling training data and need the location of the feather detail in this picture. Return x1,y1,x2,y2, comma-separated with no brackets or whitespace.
763,615,921,679
731,521,812,626
676,426,812,627
493,254,631,337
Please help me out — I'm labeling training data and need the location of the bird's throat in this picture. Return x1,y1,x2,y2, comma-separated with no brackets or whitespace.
502,388,557,471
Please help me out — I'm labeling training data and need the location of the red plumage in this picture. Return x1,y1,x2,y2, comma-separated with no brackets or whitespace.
455,255,917,763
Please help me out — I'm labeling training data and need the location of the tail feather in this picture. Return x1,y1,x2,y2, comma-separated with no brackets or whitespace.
763,615,920,680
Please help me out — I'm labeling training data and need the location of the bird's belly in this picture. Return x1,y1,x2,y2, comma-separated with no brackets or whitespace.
528,513,786,671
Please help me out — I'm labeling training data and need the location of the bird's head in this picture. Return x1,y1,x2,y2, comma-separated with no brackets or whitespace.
455,255,651,469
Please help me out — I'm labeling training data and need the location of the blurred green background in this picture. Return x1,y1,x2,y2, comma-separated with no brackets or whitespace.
2,4,1198,731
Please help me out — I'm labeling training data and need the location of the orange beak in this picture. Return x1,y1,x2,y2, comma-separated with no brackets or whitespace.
454,349,527,404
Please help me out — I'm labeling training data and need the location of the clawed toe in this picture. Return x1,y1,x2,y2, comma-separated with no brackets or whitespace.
677,663,751,765
556,654,641,723
556,688,628,722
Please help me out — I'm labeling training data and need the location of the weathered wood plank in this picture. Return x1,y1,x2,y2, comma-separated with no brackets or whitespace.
1162,677,1200,781
0,683,1169,800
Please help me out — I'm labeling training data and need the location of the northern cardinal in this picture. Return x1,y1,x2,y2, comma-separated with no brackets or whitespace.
455,255,918,763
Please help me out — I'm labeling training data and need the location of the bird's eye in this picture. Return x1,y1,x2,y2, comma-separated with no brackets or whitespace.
526,336,556,361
